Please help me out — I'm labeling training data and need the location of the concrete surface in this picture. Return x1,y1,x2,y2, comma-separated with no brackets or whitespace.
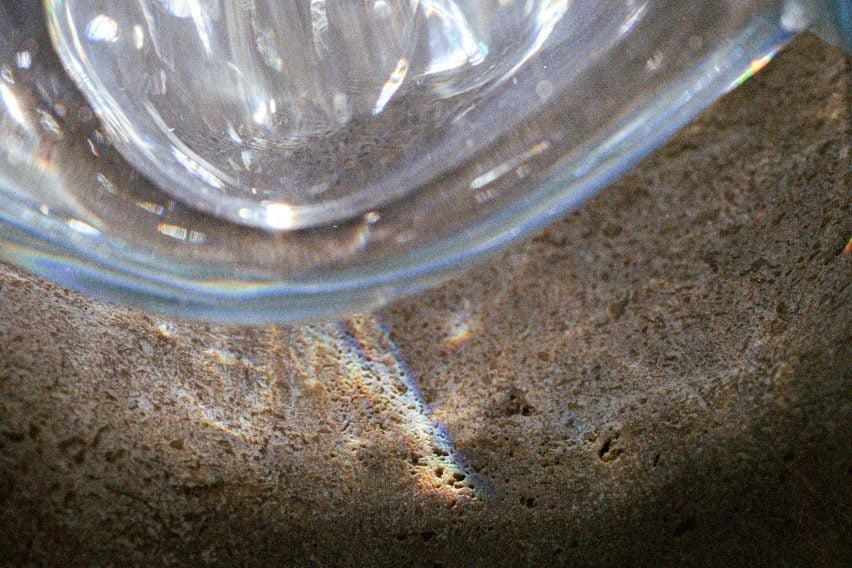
0,34,849,566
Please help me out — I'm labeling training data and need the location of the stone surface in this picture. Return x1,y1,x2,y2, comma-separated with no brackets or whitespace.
0,34,849,566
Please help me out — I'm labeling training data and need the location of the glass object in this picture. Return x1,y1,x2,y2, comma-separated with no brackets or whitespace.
0,1,847,323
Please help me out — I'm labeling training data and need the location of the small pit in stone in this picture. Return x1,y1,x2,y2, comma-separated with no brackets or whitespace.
597,433,622,462
496,387,535,417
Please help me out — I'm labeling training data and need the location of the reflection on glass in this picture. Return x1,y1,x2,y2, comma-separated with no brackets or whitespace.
47,0,569,229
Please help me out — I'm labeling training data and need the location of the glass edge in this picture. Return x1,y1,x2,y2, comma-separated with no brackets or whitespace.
0,22,799,325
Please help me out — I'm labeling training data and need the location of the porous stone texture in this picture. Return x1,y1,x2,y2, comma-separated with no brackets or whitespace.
0,34,849,566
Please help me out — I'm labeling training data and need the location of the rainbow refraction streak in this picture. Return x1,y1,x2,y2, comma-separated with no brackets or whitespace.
305,318,488,501
158,316,488,503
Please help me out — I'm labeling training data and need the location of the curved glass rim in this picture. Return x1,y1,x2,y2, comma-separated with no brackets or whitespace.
0,23,796,325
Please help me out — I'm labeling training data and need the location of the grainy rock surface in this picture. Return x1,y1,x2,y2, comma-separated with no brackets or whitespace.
0,35,849,566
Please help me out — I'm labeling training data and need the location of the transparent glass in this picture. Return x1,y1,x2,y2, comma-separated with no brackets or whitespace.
0,1,847,323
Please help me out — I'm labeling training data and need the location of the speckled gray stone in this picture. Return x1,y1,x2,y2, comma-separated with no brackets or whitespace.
0,34,849,566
